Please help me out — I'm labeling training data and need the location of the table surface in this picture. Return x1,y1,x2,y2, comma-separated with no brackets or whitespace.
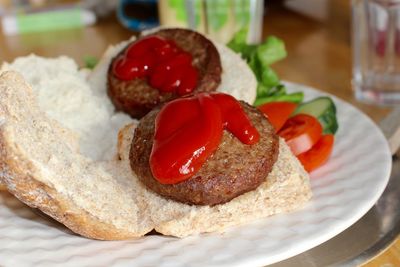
0,1,397,266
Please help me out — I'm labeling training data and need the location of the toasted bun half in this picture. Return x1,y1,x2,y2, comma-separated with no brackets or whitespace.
0,71,311,239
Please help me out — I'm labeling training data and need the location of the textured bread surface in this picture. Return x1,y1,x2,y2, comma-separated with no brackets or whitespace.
0,55,132,160
0,72,152,239
0,71,311,239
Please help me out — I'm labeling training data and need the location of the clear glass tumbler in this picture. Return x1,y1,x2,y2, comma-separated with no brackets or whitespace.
352,0,400,105
158,0,264,44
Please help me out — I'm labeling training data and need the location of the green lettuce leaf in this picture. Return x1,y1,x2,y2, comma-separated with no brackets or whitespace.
256,36,287,66
228,30,296,106
84,56,98,70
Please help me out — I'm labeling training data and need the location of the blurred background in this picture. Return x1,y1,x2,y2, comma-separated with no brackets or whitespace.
1,2,399,266
0,0,388,122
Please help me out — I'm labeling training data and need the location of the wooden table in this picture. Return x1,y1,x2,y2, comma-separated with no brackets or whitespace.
0,1,397,266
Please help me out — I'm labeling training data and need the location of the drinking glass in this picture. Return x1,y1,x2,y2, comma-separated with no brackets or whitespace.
158,0,264,44
352,0,400,105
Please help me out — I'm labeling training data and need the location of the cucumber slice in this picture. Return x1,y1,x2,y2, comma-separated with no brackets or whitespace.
294,97,338,134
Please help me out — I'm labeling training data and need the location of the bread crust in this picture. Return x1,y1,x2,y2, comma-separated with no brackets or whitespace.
0,72,148,240
0,139,136,240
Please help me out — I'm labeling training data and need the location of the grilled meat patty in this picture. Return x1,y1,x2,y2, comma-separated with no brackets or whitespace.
108,28,222,119
129,102,280,206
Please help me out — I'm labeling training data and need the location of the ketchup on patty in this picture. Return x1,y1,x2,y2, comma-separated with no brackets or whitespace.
112,36,198,96
150,93,260,184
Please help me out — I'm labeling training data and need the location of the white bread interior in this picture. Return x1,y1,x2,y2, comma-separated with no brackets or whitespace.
0,56,132,161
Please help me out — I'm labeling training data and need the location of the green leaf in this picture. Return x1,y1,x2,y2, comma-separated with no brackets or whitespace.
248,52,261,79
254,92,304,106
256,84,270,98
266,84,286,97
250,57,280,98
227,28,247,48
227,31,296,107
256,83,285,100
227,29,256,60
260,66,280,89
227,28,250,56
256,36,287,66
83,56,98,69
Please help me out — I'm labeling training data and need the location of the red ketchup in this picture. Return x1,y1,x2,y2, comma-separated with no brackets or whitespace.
150,93,260,185
112,36,198,96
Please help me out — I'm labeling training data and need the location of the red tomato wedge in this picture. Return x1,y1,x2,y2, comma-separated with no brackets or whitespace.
258,102,297,132
278,114,323,155
297,134,334,172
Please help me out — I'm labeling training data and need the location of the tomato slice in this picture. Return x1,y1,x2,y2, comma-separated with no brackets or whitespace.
258,102,297,132
297,134,334,172
278,114,322,155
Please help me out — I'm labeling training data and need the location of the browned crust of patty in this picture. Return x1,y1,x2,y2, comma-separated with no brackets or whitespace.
107,28,222,118
129,102,280,206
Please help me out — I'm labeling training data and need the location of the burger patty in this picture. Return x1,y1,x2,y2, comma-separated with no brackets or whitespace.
108,28,222,119
129,102,280,206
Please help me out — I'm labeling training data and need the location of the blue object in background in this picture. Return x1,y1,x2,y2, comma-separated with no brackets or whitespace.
117,0,159,31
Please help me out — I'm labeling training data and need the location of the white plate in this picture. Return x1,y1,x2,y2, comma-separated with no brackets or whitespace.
0,83,392,267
